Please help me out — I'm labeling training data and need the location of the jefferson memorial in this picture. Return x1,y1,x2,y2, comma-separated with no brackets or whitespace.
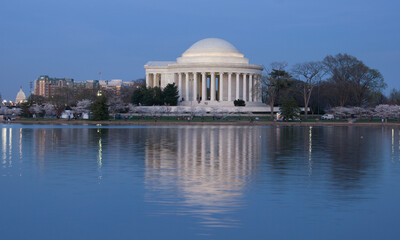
144,38,264,107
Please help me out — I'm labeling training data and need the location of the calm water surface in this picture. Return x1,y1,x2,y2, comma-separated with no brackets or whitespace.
1,124,400,239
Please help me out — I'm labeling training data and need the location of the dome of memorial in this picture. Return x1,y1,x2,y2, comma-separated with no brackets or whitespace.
177,38,248,64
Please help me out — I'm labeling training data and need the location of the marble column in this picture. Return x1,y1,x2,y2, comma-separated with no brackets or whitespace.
219,72,224,101
249,74,253,102
145,73,150,87
185,72,189,101
258,75,263,102
228,72,232,101
236,73,240,100
202,72,206,101
243,73,247,101
193,72,197,101
178,73,182,99
211,72,216,101
153,73,157,87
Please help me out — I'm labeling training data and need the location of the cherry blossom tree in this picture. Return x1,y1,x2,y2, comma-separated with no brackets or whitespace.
43,103,56,117
72,99,92,114
108,97,128,114
29,105,43,117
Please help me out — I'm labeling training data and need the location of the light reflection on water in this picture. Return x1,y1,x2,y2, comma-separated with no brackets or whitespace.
1,124,400,239
144,126,260,228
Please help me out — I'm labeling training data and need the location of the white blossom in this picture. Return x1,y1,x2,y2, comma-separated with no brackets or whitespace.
108,97,127,114
43,103,56,116
72,99,92,114
29,105,43,116
10,108,22,116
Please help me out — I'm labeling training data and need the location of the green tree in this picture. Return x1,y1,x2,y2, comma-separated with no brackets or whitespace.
132,85,146,105
163,83,179,106
132,84,179,106
142,87,155,106
90,95,109,120
20,101,32,118
280,97,300,121
152,87,164,105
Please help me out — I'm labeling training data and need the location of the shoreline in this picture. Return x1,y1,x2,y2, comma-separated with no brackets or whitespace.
4,119,400,127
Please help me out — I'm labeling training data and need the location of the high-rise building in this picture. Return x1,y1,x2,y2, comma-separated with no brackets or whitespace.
34,75,74,98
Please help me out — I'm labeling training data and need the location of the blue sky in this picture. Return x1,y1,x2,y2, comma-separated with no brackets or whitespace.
0,0,399,100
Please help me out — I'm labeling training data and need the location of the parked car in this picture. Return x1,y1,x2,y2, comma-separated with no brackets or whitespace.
321,114,334,120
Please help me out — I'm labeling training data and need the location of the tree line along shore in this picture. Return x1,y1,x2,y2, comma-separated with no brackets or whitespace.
2,53,400,122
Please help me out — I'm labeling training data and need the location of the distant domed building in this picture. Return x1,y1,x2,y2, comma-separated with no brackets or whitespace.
144,38,264,107
15,87,26,104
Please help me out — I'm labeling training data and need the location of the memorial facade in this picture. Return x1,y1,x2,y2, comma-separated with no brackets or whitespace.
144,38,264,106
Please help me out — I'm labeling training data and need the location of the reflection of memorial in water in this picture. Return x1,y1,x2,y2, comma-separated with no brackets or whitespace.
1,127,26,173
2,127,13,167
144,126,261,227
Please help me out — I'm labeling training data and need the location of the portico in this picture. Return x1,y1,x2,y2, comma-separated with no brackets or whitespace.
144,38,264,107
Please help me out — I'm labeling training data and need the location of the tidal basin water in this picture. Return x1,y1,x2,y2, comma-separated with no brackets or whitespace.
1,124,400,240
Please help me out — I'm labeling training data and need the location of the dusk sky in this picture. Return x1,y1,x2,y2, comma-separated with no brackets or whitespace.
1,0,399,100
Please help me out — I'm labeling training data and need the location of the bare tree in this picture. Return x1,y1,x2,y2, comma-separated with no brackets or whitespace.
292,61,324,119
323,54,355,107
389,89,400,105
323,53,386,107
352,67,385,107
261,62,292,119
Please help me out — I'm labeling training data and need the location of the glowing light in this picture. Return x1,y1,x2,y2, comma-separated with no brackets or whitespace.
392,129,395,157
308,126,313,176
98,137,102,168
19,128,23,159
8,128,12,166
97,130,103,180
2,128,6,162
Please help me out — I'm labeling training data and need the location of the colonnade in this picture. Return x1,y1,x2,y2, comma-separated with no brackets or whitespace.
146,73,161,88
146,72,262,103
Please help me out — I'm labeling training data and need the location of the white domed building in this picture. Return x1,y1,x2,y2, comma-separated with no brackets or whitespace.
144,38,264,107
15,87,27,104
